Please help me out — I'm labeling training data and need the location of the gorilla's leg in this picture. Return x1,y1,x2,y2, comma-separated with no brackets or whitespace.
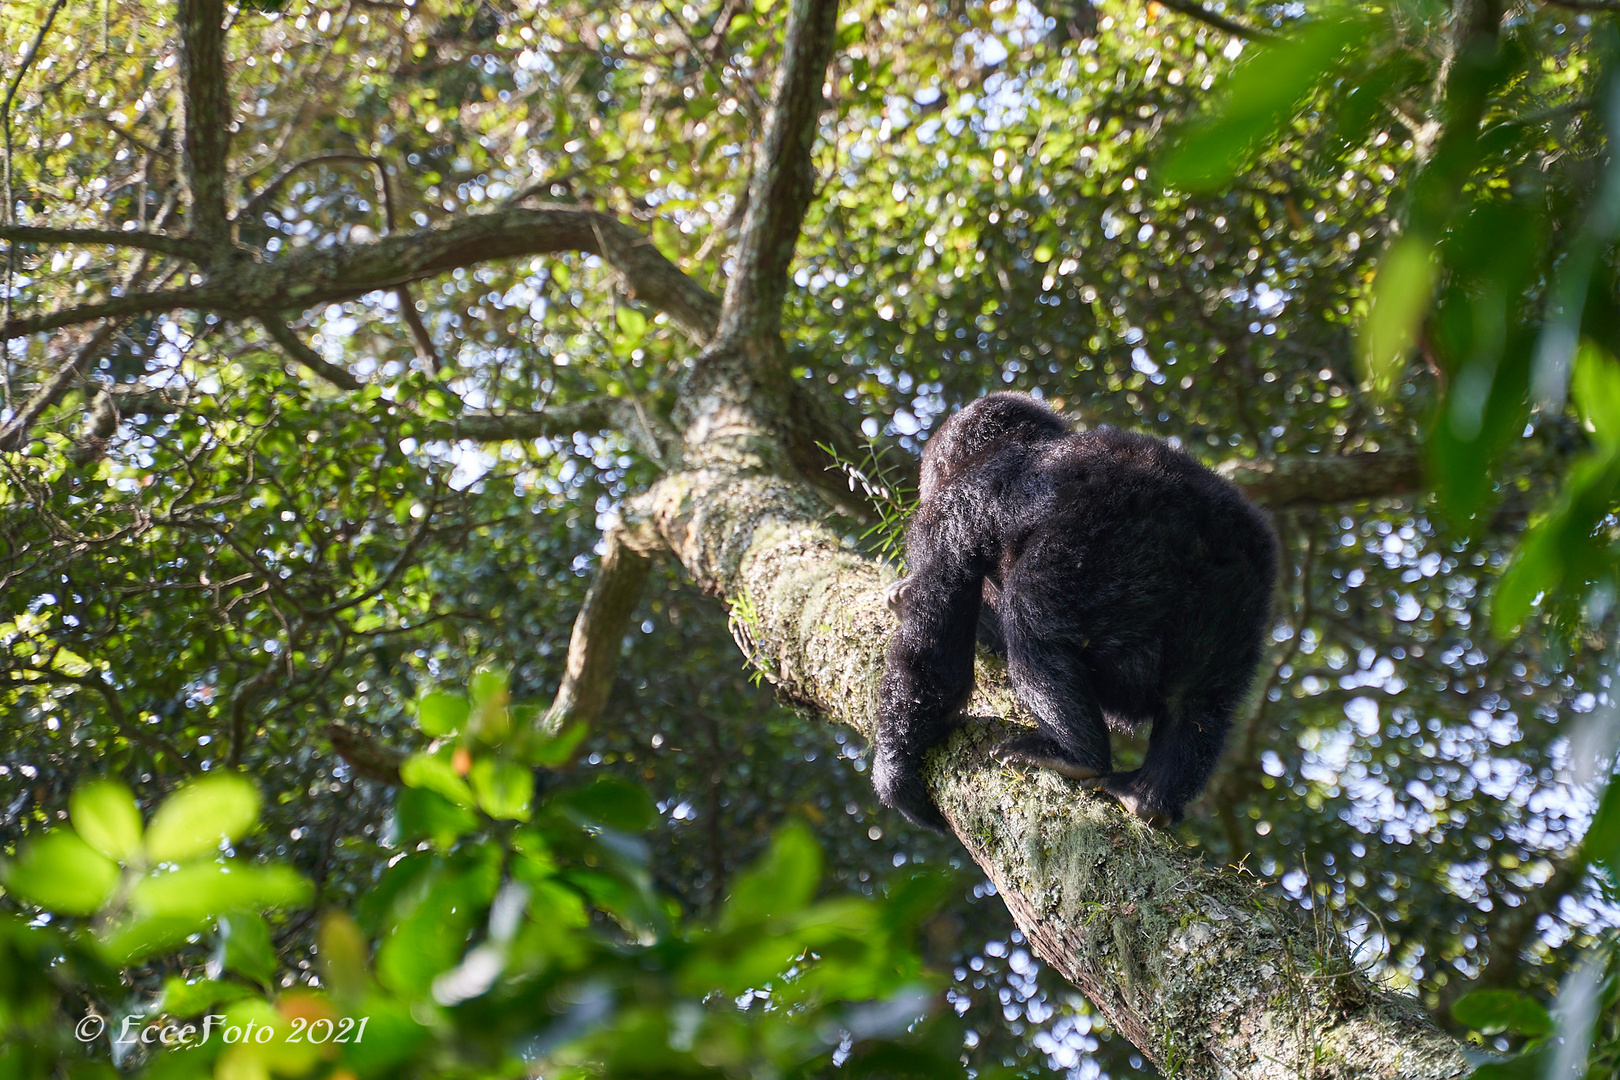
1101,694,1236,826
994,636,1112,781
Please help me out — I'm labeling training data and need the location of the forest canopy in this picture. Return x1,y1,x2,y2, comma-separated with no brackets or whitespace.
1,0,1618,1077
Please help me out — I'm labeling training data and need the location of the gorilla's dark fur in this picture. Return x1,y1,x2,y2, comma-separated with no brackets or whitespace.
875,393,1278,831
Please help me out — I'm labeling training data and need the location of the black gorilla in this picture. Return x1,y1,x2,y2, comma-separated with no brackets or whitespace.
875,393,1277,831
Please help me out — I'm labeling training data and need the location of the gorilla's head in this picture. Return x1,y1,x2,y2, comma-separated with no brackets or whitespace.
918,393,1068,500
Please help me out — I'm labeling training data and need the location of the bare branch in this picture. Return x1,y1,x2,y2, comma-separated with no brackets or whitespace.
0,225,205,261
428,399,679,462
0,321,124,452
1155,0,1275,41
237,151,395,226
713,0,840,346
1218,448,1423,508
5,207,720,347
541,528,653,738
178,0,232,248
258,317,363,391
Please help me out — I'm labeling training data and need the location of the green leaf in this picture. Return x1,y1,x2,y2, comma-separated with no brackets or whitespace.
145,775,261,862
552,776,657,832
4,831,120,914
158,977,255,1017
99,915,211,964
1572,339,1620,448
1587,775,1620,876
1453,988,1554,1036
615,305,647,345
527,720,587,768
417,691,470,736
400,751,477,808
214,912,277,987
469,757,533,821
1359,236,1436,396
392,787,478,850
131,862,312,919
1159,12,1372,192
70,780,143,863
721,820,821,930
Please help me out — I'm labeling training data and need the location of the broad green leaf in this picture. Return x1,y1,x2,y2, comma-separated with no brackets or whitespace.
70,780,143,863
317,912,370,1001
4,831,119,914
1159,12,1372,192
417,691,470,736
131,862,311,919
552,776,657,832
392,787,478,850
1587,776,1620,876
1453,988,1554,1036
214,912,277,987
100,915,211,964
400,751,477,808
527,720,587,768
1359,236,1437,396
145,775,260,862
1572,339,1620,448
615,305,647,345
469,757,533,821
159,977,255,1017
721,820,822,930
375,851,500,995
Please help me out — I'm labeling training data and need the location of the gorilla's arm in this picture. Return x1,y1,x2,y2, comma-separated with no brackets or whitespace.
875,517,986,832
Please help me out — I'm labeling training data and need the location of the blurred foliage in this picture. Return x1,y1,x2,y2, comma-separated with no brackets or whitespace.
2,0,1620,1075
0,688,985,1079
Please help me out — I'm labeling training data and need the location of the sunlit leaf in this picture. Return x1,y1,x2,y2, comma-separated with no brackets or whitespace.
70,780,142,863
417,691,470,736
1359,236,1436,396
3,831,120,914
131,862,311,919
145,775,261,863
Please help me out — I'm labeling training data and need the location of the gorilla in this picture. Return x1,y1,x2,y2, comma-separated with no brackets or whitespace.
875,393,1277,831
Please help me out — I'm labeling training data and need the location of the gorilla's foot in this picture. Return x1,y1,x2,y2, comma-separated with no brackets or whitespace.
1098,771,1179,828
993,734,1105,781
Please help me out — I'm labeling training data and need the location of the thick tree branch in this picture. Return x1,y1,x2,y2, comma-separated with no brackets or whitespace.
258,317,363,391
178,0,231,249
1219,449,1423,508
542,528,654,737
712,0,839,346
5,208,720,347
0,225,205,260
1155,0,1275,41
632,443,1470,1078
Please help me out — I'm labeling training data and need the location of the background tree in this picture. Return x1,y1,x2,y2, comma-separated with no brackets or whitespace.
1,0,1617,1077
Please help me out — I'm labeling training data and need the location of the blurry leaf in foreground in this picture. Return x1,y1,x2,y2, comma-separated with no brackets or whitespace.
416,690,470,737
1452,988,1554,1036
721,819,822,930
70,780,143,863
3,831,119,914
212,912,277,988
131,862,311,920
144,774,260,863
393,786,479,849
1359,235,1436,396
1158,10,1373,192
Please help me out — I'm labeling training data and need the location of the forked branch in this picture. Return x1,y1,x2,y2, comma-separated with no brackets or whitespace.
713,0,840,346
